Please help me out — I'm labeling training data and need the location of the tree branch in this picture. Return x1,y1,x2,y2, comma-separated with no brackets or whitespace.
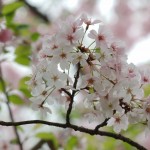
31,139,56,150
31,140,45,150
66,63,81,124
0,65,23,150
0,120,147,150
18,0,50,23
95,118,109,131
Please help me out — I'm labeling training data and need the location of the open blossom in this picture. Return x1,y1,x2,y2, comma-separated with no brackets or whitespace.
72,52,88,66
140,69,150,85
41,35,60,56
107,112,129,133
51,47,72,70
88,25,111,49
28,14,150,133
114,79,144,103
30,98,51,117
43,65,67,89
100,95,122,118
80,13,101,28
59,24,84,46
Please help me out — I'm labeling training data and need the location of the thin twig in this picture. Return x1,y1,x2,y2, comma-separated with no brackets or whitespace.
66,63,81,124
0,65,23,150
0,120,147,150
18,0,50,23
95,118,109,131
31,140,56,150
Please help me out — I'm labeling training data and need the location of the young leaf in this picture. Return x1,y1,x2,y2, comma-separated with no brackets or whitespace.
2,2,23,15
36,132,58,149
15,56,30,66
15,45,31,56
9,94,24,105
31,32,40,41
65,136,78,150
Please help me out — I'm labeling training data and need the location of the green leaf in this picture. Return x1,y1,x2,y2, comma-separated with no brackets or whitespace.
15,56,30,66
19,76,31,89
2,2,23,15
0,81,3,91
9,94,24,105
95,48,101,53
144,84,150,97
5,13,15,25
17,126,24,133
15,45,31,66
101,138,116,150
65,136,78,150
16,24,29,30
86,135,99,150
10,138,18,144
20,88,31,98
89,87,94,94
31,32,40,41
36,132,58,149
32,124,43,131
15,45,31,56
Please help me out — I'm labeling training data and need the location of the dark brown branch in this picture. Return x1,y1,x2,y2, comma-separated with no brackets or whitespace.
31,140,45,150
66,63,81,124
95,118,109,131
0,65,23,150
0,120,147,150
18,0,50,23
31,140,56,150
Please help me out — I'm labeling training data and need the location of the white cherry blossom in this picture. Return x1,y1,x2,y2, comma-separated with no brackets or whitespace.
28,14,150,134
107,112,128,133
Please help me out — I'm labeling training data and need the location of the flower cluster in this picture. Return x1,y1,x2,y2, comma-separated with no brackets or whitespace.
28,14,150,133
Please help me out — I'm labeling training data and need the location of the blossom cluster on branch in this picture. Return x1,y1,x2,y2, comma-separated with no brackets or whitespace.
27,14,150,134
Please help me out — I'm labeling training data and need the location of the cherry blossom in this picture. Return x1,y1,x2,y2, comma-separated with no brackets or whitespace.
28,14,150,134
115,79,144,103
80,13,101,29
88,25,111,49
107,112,129,133
30,97,51,117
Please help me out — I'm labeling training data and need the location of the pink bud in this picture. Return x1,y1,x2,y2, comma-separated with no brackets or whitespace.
0,29,12,43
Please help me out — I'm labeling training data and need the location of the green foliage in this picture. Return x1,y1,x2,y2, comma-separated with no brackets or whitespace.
36,132,58,149
9,94,24,105
0,81,3,92
2,2,23,15
86,135,100,150
10,138,19,144
15,45,31,66
101,138,116,150
32,124,43,131
31,32,40,41
65,136,78,150
95,47,101,53
144,84,150,97
19,76,31,98
5,13,15,24
17,126,24,133
15,57,30,66
89,87,94,94
15,45,31,56
125,124,143,139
